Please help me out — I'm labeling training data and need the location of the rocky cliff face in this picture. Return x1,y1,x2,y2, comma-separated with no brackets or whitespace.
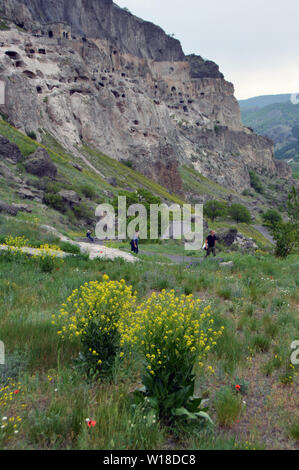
0,0,292,195
13,0,185,61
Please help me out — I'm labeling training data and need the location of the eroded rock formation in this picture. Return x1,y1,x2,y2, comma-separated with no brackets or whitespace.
0,0,292,194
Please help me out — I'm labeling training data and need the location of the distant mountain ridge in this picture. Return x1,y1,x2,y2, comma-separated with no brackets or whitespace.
239,94,299,164
239,94,294,111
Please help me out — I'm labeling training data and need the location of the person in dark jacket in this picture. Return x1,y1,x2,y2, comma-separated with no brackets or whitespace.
86,230,94,242
130,230,140,254
205,230,217,257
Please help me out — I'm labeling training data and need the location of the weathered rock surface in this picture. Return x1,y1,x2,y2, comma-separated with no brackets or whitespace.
24,148,57,178
233,232,258,250
58,189,81,205
0,135,23,163
0,0,292,195
11,202,32,212
0,199,19,215
14,0,185,61
0,161,22,183
217,228,238,246
17,186,43,201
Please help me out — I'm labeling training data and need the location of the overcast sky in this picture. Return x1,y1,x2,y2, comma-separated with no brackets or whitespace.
115,0,299,100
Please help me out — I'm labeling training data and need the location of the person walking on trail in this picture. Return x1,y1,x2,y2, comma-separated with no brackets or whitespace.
205,230,217,257
130,230,140,254
86,230,94,242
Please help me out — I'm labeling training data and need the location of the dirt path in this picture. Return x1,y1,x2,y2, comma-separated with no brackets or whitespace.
40,225,138,263
254,225,275,244
141,250,224,265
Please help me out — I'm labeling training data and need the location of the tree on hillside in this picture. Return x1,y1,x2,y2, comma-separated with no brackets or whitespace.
203,200,227,222
248,170,264,194
228,203,251,224
262,209,282,229
272,186,299,258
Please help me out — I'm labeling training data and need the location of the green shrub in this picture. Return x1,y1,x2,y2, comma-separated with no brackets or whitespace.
261,355,282,376
43,192,65,212
288,418,299,441
272,221,298,258
0,20,10,31
229,204,251,224
80,184,96,200
251,334,271,352
39,255,56,273
59,241,81,255
214,387,243,427
262,209,282,228
203,200,227,221
72,203,94,222
248,170,264,194
272,187,299,258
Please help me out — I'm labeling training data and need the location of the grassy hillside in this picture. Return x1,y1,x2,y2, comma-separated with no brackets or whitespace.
0,119,276,245
0,119,187,235
0,226,298,450
0,118,298,451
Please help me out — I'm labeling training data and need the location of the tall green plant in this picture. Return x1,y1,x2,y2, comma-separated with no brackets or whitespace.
119,290,224,425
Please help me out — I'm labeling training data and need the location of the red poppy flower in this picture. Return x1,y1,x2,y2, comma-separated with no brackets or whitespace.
14,390,20,394
235,384,241,391
88,420,96,428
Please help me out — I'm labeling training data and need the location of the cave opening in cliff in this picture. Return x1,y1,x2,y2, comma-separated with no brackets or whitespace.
15,60,26,68
48,31,53,38
5,51,20,60
23,70,36,79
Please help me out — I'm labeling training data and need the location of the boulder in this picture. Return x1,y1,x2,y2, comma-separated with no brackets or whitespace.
233,233,258,250
107,177,117,187
0,136,23,163
0,200,19,216
219,261,234,267
71,162,83,172
11,203,32,213
217,228,238,246
16,187,43,201
24,148,57,178
58,189,81,206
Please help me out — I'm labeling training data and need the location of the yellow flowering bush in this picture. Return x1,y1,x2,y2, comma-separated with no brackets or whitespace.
119,290,224,423
53,274,136,375
4,236,29,248
34,244,64,272
0,379,23,443
2,237,63,271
